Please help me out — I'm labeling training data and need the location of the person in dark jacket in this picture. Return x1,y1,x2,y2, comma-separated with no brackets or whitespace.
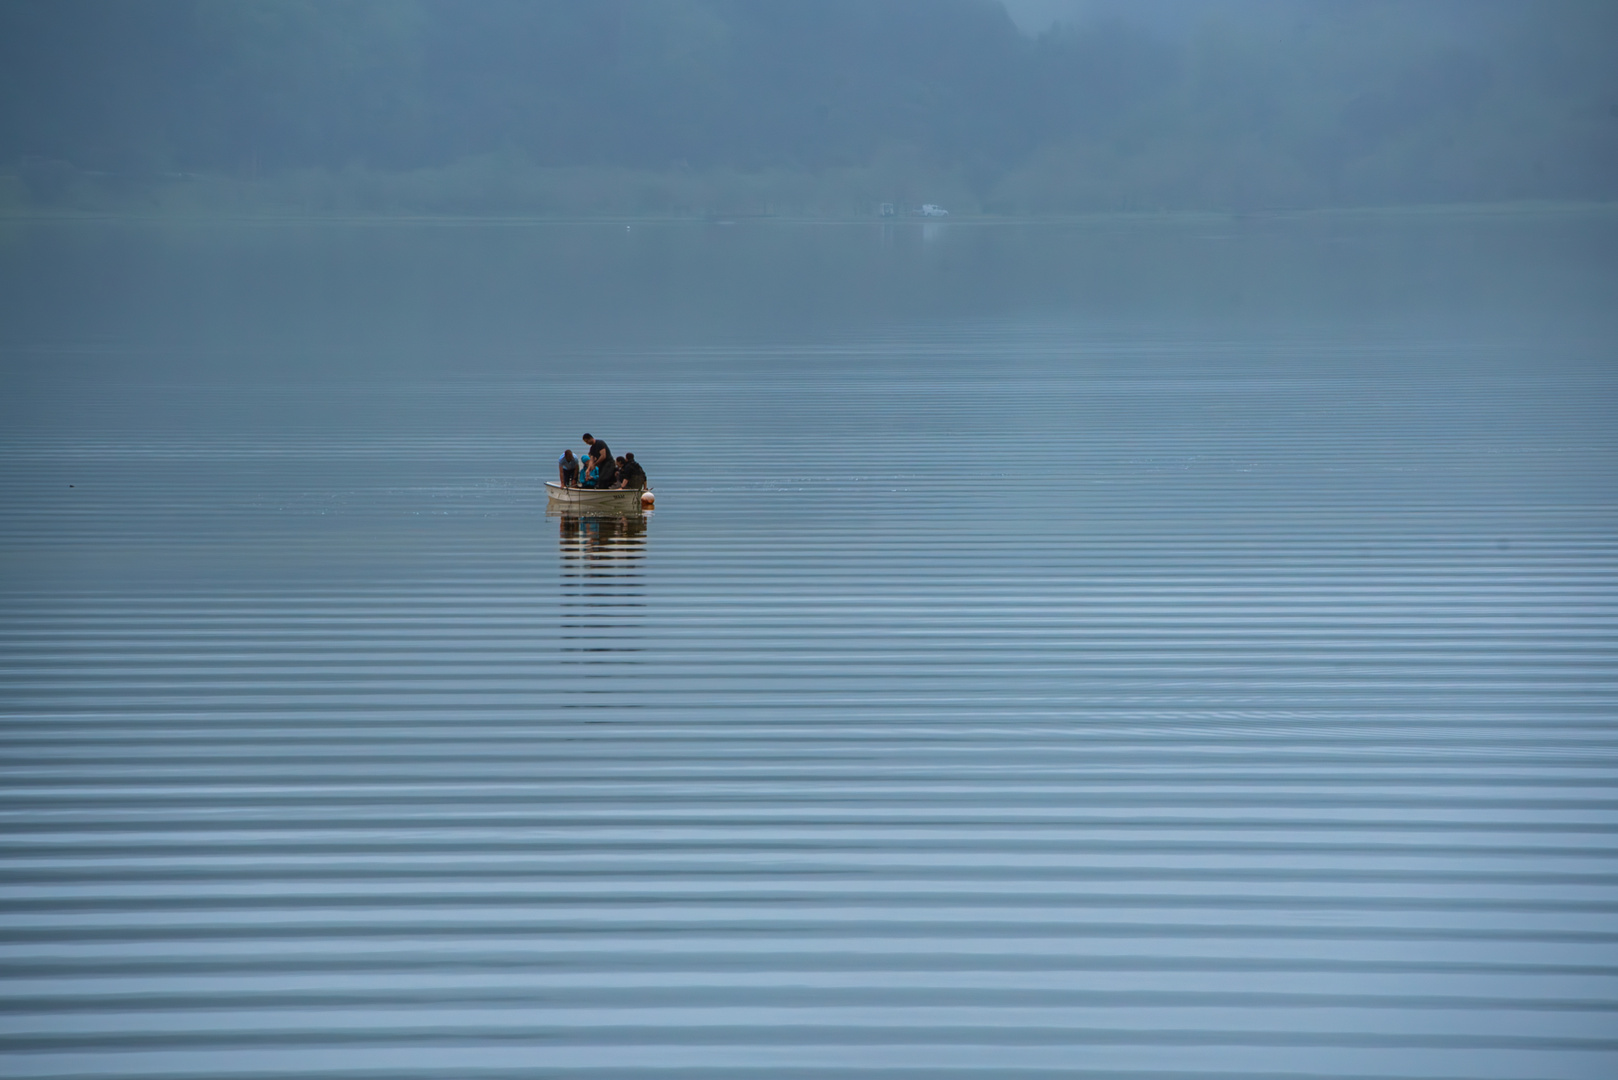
582,433,609,469
594,452,618,489
615,452,648,490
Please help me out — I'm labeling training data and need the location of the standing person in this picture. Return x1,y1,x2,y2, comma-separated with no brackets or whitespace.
595,450,618,489
616,452,647,490
582,433,609,471
557,448,579,488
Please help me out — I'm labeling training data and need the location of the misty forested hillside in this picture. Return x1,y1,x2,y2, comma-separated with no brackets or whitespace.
2,0,1615,214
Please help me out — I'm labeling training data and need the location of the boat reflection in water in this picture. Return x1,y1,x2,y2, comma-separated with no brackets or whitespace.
554,512,648,671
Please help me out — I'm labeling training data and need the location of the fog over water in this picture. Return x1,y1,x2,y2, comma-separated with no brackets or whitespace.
3,2,1618,1078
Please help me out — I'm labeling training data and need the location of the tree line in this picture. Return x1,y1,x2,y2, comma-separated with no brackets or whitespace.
1,0,1614,214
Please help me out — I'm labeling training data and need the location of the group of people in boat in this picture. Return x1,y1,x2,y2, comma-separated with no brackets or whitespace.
556,433,648,490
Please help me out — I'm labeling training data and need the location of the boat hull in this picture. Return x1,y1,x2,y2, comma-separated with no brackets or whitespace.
546,482,647,512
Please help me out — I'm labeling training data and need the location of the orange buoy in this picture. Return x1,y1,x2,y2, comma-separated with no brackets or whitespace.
640,490,655,509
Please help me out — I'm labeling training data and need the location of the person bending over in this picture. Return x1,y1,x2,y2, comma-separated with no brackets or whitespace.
557,449,579,488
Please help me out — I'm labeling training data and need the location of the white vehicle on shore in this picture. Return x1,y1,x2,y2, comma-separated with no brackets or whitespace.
916,204,949,216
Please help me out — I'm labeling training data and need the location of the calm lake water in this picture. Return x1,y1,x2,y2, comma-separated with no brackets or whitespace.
1,212,1616,1078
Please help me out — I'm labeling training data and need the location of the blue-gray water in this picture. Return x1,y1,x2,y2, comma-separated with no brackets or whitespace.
2,213,1616,1078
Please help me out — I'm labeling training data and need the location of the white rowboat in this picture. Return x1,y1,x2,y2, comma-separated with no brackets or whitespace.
546,482,650,511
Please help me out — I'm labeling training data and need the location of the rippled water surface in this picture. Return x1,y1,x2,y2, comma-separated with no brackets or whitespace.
2,214,1617,1078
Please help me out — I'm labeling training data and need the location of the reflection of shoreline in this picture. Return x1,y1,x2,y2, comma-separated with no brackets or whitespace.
557,514,647,668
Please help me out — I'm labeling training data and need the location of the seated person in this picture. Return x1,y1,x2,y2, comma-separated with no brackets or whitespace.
615,452,648,490
580,456,600,488
557,449,579,487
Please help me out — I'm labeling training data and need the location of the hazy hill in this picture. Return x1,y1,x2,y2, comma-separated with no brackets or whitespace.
2,0,1614,215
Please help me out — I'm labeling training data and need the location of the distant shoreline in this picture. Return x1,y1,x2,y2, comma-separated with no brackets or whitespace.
3,200,1614,227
